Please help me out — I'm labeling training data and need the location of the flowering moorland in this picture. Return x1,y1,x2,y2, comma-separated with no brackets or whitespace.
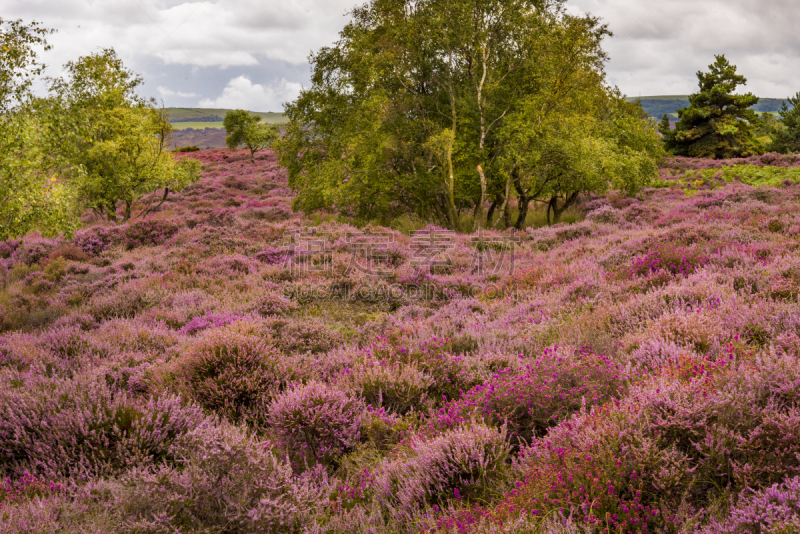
1,149,800,532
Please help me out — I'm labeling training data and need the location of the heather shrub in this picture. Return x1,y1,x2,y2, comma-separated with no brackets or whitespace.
498,417,661,532
701,476,800,534
630,244,711,277
268,381,366,468
181,328,292,423
434,347,628,444
500,352,800,531
0,471,65,509
38,325,109,360
179,311,242,335
255,246,290,265
373,424,511,516
86,282,164,320
0,376,205,479
11,235,60,266
645,310,725,354
0,333,56,374
198,253,256,277
206,207,237,227
267,316,344,354
585,204,621,224
116,421,331,533
255,291,298,316
122,219,179,249
345,360,434,415
73,226,115,255
94,319,177,354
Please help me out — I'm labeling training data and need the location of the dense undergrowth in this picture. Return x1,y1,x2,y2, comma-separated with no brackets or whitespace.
1,149,800,533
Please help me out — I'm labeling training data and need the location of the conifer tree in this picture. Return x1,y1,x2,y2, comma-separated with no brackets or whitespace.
659,55,763,159
771,93,800,154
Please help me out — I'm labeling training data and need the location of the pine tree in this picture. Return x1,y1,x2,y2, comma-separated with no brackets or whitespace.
661,55,763,159
771,93,800,154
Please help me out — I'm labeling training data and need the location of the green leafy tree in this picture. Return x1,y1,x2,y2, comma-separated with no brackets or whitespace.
275,0,660,230
770,93,800,154
503,90,662,226
0,113,80,240
0,18,52,112
223,110,279,161
45,49,201,222
0,18,78,239
659,55,764,159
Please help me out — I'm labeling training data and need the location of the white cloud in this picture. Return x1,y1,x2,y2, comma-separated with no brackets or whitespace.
4,0,800,105
568,0,800,97
198,76,303,112
157,86,198,98
4,0,355,71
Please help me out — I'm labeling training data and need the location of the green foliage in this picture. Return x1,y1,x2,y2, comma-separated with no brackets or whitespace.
660,55,764,159
0,18,53,112
770,93,800,154
275,0,661,230
0,18,78,239
223,110,279,161
662,165,800,195
45,49,202,222
0,113,79,240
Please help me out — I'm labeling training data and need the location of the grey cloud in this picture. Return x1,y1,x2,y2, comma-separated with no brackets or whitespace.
570,0,800,97
5,0,800,108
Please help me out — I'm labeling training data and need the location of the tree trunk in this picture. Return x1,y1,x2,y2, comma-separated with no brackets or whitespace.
123,200,133,223
546,196,556,225
551,191,580,224
515,196,530,230
473,165,487,230
513,169,529,230
445,144,459,231
486,196,500,224
495,174,511,229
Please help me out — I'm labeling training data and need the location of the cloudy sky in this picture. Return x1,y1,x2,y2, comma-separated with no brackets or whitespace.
5,0,799,111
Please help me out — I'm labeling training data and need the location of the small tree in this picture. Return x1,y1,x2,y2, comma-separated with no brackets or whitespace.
223,110,279,161
276,0,661,230
46,49,201,222
770,93,800,154
0,18,79,240
0,18,52,112
0,113,79,240
659,55,763,159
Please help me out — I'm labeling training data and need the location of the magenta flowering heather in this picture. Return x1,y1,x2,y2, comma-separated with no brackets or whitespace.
374,423,511,516
0,148,798,532
268,381,366,468
700,476,800,534
434,347,628,443
179,312,242,335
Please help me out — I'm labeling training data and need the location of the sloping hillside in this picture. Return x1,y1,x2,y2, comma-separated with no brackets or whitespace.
165,107,287,130
2,150,800,532
628,95,790,118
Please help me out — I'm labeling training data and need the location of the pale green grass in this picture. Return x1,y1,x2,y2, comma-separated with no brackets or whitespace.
171,122,224,130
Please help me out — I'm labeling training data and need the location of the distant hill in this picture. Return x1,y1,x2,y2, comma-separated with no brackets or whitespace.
165,108,287,130
626,96,791,119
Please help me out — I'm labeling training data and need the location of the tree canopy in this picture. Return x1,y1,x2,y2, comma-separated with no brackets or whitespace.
0,18,77,240
0,18,52,113
44,49,201,222
770,93,800,154
223,110,279,161
274,0,662,230
659,55,764,159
